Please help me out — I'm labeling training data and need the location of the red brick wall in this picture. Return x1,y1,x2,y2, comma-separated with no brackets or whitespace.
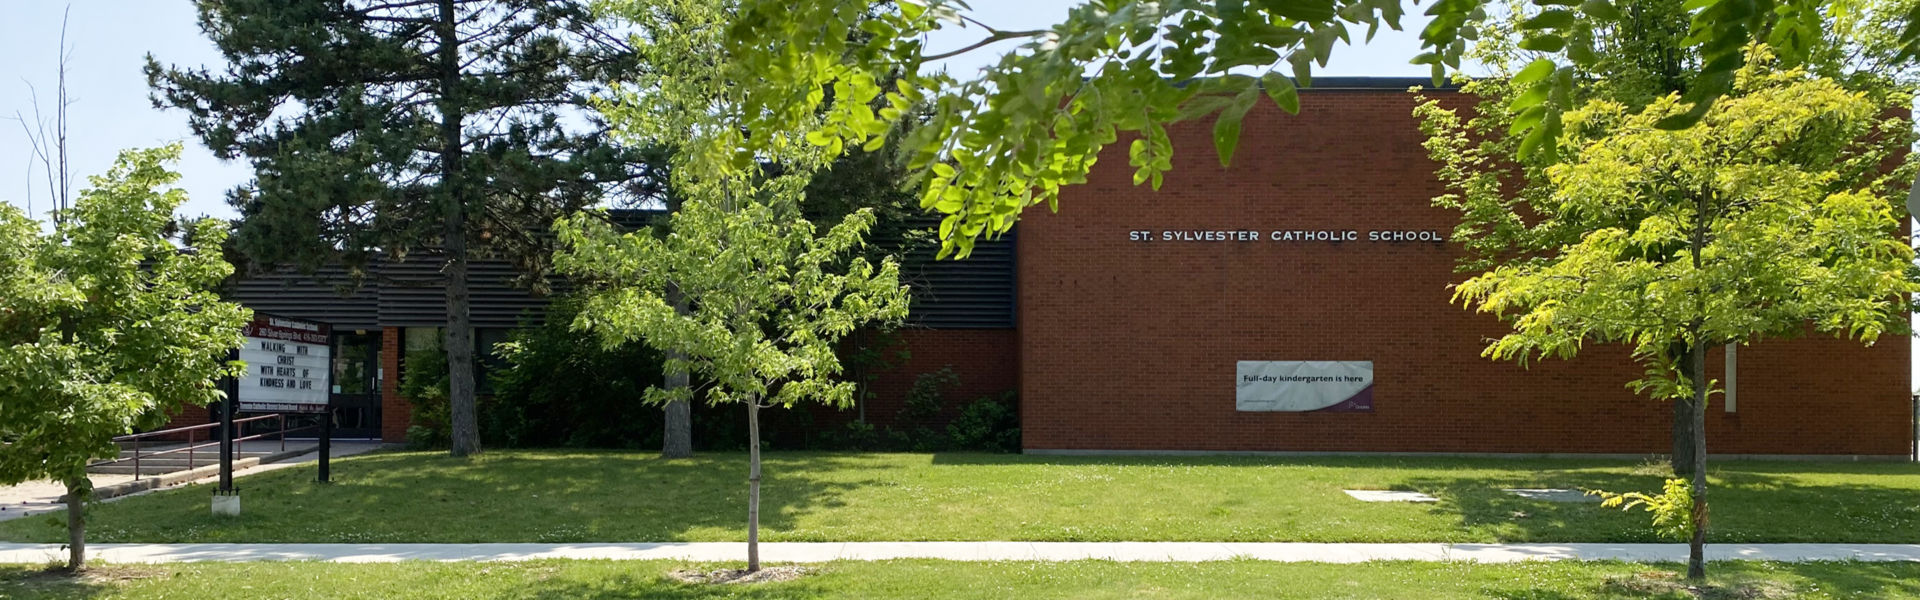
814,328,1021,429
381,327,410,443
155,404,212,440
1017,91,1912,456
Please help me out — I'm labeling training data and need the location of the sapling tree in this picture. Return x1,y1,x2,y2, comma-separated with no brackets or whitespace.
0,145,251,570
556,194,909,572
1419,55,1918,579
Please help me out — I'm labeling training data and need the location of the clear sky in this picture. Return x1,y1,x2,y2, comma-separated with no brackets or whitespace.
4,1,1915,389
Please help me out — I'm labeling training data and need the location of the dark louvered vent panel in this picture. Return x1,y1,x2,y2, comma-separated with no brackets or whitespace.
892,225,1016,329
376,257,552,328
223,267,381,330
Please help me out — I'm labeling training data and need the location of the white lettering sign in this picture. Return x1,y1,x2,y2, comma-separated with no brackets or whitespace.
235,315,332,413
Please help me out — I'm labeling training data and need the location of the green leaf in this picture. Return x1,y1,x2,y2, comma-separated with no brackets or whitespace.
1213,89,1260,167
1262,72,1300,114
1518,35,1566,52
1513,59,1555,85
1508,105,1546,135
1177,95,1237,122
1579,0,1622,20
1254,0,1339,21
1519,9,1576,30
1654,100,1713,130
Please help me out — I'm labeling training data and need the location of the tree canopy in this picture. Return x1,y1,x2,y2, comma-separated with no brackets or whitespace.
629,0,1906,258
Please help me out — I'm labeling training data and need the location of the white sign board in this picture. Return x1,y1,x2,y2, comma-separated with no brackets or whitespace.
1236,360,1374,412
236,315,332,413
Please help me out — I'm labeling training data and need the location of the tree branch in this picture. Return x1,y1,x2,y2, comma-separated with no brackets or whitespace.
921,29,1050,62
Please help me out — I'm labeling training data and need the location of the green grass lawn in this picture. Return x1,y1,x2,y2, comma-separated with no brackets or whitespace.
2,560,1917,599
3,451,1915,543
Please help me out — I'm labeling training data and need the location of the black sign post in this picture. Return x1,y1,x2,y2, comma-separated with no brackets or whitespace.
318,412,332,483
213,372,240,516
219,391,235,491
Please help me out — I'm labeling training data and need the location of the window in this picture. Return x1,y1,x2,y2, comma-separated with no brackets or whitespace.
398,327,516,394
476,328,514,394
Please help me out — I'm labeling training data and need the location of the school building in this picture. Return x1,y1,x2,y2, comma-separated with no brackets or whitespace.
210,78,1914,459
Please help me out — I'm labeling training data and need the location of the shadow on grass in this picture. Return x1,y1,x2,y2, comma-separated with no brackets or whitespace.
928,452,1920,544
1401,467,1920,543
1481,562,1920,600
489,571,837,600
6,450,911,544
0,564,128,600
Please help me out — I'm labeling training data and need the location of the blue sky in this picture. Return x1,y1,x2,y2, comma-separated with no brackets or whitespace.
4,1,1914,389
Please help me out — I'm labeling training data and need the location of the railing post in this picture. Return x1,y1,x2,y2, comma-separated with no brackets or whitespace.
133,440,141,481
188,427,195,471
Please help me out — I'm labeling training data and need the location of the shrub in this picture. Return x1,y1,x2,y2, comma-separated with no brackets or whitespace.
893,367,959,451
948,392,1021,452
486,299,665,448
399,339,452,450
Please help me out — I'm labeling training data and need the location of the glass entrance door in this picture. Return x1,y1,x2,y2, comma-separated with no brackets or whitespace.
328,331,383,439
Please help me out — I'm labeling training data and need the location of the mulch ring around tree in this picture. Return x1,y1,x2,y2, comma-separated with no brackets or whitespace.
1603,570,1794,600
669,566,813,585
2,564,168,590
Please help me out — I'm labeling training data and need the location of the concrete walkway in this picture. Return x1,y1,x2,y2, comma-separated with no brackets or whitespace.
0,542,1913,564
0,441,387,523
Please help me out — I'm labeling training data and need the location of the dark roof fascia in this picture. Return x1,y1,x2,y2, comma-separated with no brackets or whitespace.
1165,75,1462,91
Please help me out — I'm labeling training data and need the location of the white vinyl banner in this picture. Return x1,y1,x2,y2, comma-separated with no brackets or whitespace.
1236,361,1374,412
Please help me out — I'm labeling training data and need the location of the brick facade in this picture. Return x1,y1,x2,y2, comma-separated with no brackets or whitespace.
820,328,1020,429
1014,90,1912,457
381,327,410,443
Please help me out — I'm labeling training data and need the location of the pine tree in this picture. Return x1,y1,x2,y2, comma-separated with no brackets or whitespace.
146,0,653,456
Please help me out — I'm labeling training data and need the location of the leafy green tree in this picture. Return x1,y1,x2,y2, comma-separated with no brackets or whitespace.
145,0,652,456
569,0,911,571
0,145,251,570
1419,56,1918,579
556,195,909,572
649,0,1848,258
1430,0,1905,477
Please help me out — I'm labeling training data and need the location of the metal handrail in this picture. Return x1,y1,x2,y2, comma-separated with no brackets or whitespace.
101,413,322,480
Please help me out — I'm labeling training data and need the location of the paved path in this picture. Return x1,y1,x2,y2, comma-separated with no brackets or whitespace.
0,542,1913,564
0,441,386,523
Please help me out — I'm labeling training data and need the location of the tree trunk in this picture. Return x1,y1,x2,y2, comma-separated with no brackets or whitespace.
1684,190,1710,580
437,0,480,458
746,399,762,573
62,478,85,571
1687,341,1710,580
662,284,692,459
1671,342,1695,478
